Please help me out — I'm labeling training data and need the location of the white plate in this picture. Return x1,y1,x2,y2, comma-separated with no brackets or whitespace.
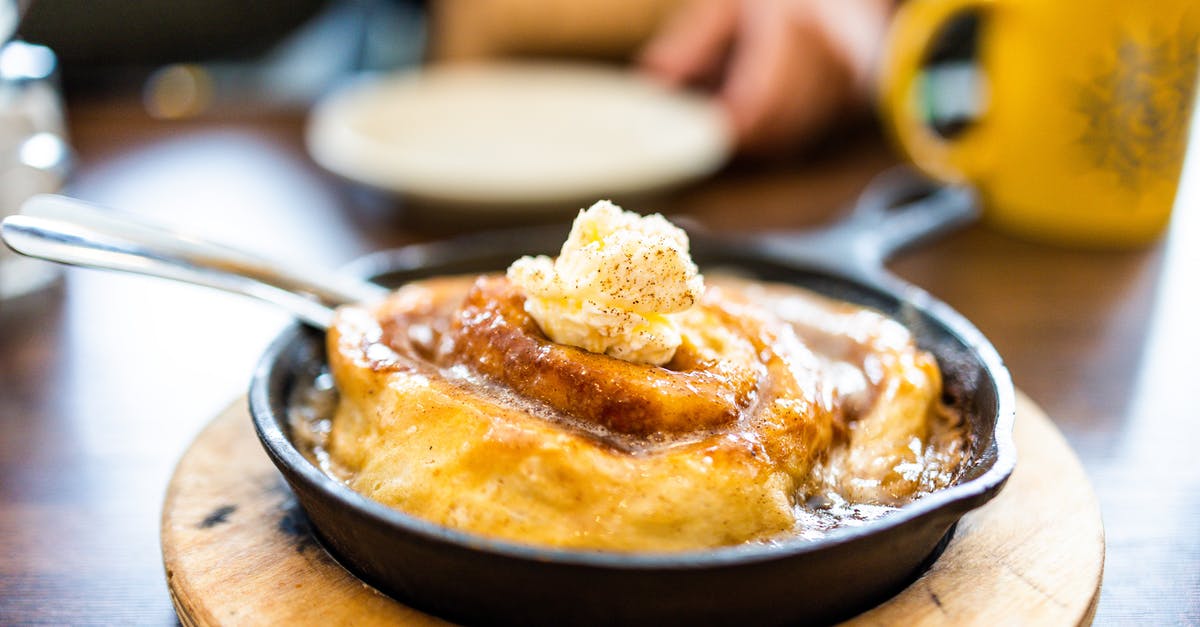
306,62,731,211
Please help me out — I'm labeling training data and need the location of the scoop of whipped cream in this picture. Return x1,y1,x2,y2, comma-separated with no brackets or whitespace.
507,200,705,366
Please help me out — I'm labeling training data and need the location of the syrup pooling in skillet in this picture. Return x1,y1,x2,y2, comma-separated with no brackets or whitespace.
288,274,969,551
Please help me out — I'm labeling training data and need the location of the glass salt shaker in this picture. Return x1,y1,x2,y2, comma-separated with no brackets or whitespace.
0,1,69,300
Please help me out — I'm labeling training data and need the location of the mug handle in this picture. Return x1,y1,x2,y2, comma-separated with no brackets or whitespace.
878,0,993,184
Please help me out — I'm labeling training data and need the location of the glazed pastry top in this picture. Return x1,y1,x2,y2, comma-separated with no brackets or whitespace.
304,271,966,551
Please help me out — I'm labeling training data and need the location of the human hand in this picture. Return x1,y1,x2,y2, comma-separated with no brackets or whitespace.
639,0,892,156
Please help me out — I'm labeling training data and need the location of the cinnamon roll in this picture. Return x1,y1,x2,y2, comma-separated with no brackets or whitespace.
296,203,968,552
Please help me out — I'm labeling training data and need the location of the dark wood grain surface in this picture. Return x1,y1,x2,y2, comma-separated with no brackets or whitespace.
1,97,1196,625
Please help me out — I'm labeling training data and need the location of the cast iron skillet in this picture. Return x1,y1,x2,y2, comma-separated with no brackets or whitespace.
249,169,1016,626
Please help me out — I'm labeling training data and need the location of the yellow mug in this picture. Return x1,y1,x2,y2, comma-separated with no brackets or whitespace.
879,0,1199,248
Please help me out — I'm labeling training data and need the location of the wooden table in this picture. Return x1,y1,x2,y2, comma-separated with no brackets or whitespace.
1,97,1196,625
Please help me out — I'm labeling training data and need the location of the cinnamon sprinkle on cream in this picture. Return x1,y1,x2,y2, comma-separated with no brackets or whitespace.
507,200,704,365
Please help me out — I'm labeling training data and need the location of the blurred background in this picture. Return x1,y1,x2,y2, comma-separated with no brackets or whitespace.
1,0,1197,624
18,0,422,104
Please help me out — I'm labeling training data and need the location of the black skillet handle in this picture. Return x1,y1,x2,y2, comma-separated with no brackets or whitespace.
753,167,980,288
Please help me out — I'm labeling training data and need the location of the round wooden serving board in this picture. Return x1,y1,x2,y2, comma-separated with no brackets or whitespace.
162,391,1103,626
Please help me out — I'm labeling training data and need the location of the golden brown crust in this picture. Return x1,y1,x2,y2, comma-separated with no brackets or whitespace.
444,277,760,435
314,274,967,551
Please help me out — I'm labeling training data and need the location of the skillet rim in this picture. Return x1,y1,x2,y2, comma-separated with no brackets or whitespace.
248,241,1017,571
